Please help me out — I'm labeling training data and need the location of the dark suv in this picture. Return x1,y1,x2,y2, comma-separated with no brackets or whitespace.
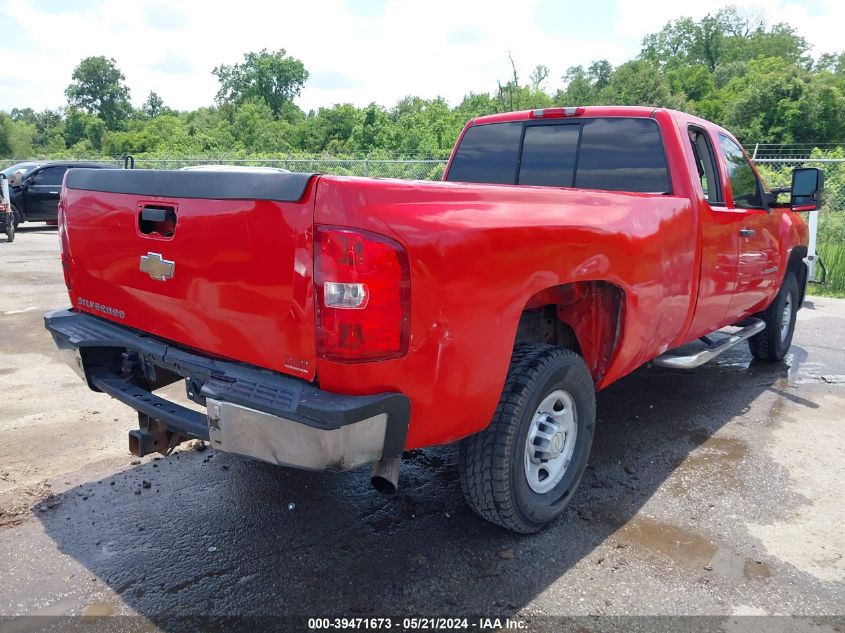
2,161,113,227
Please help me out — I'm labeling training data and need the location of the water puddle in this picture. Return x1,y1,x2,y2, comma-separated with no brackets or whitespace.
83,602,114,616
670,435,748,495
619,516,771,581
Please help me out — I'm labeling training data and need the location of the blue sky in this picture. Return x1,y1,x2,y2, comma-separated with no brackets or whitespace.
0,0,841,113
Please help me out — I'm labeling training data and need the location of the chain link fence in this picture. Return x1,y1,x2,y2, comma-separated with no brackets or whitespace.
130,157,449,180
746,143,845,159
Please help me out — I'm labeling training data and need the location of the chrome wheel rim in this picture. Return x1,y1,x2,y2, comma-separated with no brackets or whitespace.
780,294,793,341
524,389,577,494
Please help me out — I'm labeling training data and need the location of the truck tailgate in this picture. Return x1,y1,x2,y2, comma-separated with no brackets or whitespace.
61,169,319,380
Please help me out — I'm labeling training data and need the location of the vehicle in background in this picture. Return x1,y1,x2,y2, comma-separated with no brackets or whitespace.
4,161,113,227
45,106,822,533
1,162,40,180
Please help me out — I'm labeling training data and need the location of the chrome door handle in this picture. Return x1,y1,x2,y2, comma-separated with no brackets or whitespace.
739,228,756,237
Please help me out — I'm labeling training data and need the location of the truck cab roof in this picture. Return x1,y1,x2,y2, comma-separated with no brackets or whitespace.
471,105,661,126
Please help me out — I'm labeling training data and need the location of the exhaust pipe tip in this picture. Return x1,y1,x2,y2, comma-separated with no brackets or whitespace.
371,456,401,495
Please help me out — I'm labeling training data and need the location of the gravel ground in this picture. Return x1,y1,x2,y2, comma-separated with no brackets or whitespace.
0,227,843,630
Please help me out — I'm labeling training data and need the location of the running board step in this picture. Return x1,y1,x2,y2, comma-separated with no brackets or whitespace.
652,318,766,369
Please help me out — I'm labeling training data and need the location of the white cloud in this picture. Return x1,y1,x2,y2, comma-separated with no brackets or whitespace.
0,0,839,114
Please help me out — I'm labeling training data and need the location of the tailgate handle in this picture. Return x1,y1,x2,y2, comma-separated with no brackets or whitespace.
139,205,177,237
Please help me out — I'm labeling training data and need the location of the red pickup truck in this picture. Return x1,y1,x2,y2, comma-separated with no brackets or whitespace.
45,106,823,533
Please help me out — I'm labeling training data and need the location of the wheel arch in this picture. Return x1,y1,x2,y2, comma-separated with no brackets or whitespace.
786,245,809,308
515,281,626,385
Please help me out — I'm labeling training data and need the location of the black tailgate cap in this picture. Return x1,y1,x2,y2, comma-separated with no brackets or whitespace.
64,168,318,203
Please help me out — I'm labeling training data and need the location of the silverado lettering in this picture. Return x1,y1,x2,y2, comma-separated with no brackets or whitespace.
45,106,823,533
77,297,125,319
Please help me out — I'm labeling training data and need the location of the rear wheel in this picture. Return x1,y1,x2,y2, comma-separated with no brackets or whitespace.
748,272,799,361
459,344,595,534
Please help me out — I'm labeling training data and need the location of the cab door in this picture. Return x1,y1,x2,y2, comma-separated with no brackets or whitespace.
685,125,741,341
716,135,781,317
24,166,68,219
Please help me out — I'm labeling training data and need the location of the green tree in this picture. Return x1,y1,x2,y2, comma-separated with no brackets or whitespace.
0,113,35,157
299,103,361,153
640,9,809,72
212,49,308,118
558,66,594,105
601,60,683,108
587,60,613,89
103,114,194,156
0,113,14,155
453,92,500,119
65,56,132,130
721,57,845,143
558,62,613,105
530,65,550,90
667,65,716,102
142,91,168,118
183,107,238,153
232,99,287,152
350,103,394,151
65,109,106,151
641,17,703,68
816,52,845,76
10,108,64,151
720,22,810,66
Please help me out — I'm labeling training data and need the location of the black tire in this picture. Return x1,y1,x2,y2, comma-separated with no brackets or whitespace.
10,204,21,229
5,220,13,242
459,344,595,534
748,272,799,361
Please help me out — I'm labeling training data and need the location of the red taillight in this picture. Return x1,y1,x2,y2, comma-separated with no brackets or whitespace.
315,226,410,362
58,196,72,293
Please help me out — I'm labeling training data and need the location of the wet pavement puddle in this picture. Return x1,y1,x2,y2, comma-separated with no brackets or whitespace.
618,515,771,581
669,435,748,495
83,602,114,616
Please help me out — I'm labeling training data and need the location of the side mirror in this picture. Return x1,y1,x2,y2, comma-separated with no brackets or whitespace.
8,173,23,187
791,167,824,212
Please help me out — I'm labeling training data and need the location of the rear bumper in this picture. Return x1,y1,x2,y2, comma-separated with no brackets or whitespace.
44,309,410,471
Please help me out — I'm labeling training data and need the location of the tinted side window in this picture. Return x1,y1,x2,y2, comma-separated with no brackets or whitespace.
575,118,671,193
30,167,67,186
446,122,522,185
718,135,763,209
518,124,580,187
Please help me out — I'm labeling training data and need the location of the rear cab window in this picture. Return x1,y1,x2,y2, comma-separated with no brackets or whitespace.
445,121,523,185
446,116,672,194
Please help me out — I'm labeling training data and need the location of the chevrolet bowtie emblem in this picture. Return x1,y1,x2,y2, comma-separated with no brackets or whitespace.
139,252,175,281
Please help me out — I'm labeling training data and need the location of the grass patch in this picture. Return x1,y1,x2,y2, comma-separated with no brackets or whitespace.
808,242,845,298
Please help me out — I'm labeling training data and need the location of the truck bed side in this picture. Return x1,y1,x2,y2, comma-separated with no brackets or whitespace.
312,176,697,447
